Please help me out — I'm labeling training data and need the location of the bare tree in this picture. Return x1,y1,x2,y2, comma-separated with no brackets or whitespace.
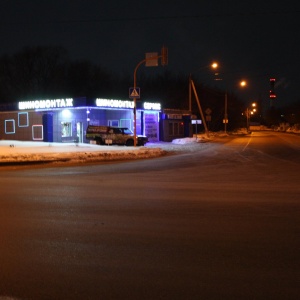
0,46,69,101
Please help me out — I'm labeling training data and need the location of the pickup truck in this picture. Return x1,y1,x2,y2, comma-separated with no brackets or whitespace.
86,125,148,146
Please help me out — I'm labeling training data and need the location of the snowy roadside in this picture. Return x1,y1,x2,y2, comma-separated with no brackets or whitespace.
0,136,211,165
4,128,297,165
0,141,165,165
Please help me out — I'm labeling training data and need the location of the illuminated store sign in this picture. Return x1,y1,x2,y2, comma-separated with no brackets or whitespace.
144,102,161,111
18,98,74,110
96,98,161,111
96,98,134,109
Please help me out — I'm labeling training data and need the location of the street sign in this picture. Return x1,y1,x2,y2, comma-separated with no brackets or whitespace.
191,120,202,124
205,108,212,115
129,87,140,99
145,52,158,67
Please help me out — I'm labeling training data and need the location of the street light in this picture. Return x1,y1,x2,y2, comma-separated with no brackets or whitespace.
223,80,247,134
245,102,257,132
240,80,247,87
188,62,218,138
211,62,218,69
188,62,218,112
132,46,168,146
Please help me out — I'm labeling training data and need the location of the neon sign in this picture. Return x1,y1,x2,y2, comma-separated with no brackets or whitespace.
18,98,74,110
144,102,161,110
96,98,134,108
96,98,161,111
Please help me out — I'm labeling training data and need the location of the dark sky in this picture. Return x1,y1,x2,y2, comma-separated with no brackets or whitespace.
1,0,299,106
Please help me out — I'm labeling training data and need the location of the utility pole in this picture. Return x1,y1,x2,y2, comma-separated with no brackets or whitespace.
131,46,168,146
190,79,209,138
224,91,228,134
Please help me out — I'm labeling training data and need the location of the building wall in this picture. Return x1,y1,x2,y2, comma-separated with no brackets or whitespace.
0,104,162,143
0,111,43,141
159,113,192,142
53,109,88,143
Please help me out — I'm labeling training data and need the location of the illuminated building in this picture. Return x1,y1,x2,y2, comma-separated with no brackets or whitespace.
0,97,193,143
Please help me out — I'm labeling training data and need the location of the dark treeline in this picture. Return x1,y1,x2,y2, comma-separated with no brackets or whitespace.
0,46,299,130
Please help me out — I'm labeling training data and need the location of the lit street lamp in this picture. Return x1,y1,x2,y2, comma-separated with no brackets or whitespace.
245,102,257,132
240,80,247,87
188,62,218,138
188,62,218,112
223,80,247,134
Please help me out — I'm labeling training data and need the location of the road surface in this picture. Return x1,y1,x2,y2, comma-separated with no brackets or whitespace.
0,131,299,299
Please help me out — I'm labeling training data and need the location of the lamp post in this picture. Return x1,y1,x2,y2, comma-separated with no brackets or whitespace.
245,102,256,132
188,62,218,138
133,59,146,147
188,62,218,112
222,80,247,134
224,91,228,134
131,46,168,146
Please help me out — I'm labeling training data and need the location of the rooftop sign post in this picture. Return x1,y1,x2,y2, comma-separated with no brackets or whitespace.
131,46,168,146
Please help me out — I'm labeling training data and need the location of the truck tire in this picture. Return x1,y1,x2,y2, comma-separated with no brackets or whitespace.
125,139,134,146
95,137,104,145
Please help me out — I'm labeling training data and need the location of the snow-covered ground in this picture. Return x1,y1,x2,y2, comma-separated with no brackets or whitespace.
0,140,165,164
1,128,299,165
0,135,211,165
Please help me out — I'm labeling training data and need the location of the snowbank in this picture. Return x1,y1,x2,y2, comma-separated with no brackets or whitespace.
0,134,218,165
0,140,169,164
5,129,295,165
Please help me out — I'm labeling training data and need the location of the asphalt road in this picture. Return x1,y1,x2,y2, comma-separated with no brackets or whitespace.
0,131,299,300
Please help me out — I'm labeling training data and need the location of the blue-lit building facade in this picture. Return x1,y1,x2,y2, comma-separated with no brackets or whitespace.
0,97,193,143
0,97,161,143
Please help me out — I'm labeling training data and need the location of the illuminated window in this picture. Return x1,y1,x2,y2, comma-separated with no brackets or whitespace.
120,119,131,130
61,122,72,137
32,125,43,140
108,120,119,127
5,119,15,134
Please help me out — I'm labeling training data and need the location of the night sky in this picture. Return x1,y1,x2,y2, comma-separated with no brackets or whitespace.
1,0,299,106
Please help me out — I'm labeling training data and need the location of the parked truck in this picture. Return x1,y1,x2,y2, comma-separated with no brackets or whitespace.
86,125,148,146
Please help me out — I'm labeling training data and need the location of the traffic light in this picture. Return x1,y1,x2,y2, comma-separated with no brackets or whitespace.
270,78,276,98
161,46,168,66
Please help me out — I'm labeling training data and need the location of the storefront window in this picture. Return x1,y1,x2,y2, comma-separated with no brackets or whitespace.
169,121,184,136
169,123,173,135
108,120,119,127
179,122,184,135
174,122,179,135
61,122,72,137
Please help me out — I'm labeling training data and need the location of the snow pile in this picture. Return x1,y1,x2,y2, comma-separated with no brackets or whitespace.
1,130,276,165
273,123,300,134
0,131,237,165
0,134,220,165
286,126,300,134
0,140,168,164
171,136,210,144
172,137,200,144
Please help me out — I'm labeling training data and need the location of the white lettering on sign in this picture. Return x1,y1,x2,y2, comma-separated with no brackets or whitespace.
96,98,134,109
167,114,182,119
18,98,73,110
143,102,161,111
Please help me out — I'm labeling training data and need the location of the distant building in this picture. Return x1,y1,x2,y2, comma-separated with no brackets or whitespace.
159,108,192,142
